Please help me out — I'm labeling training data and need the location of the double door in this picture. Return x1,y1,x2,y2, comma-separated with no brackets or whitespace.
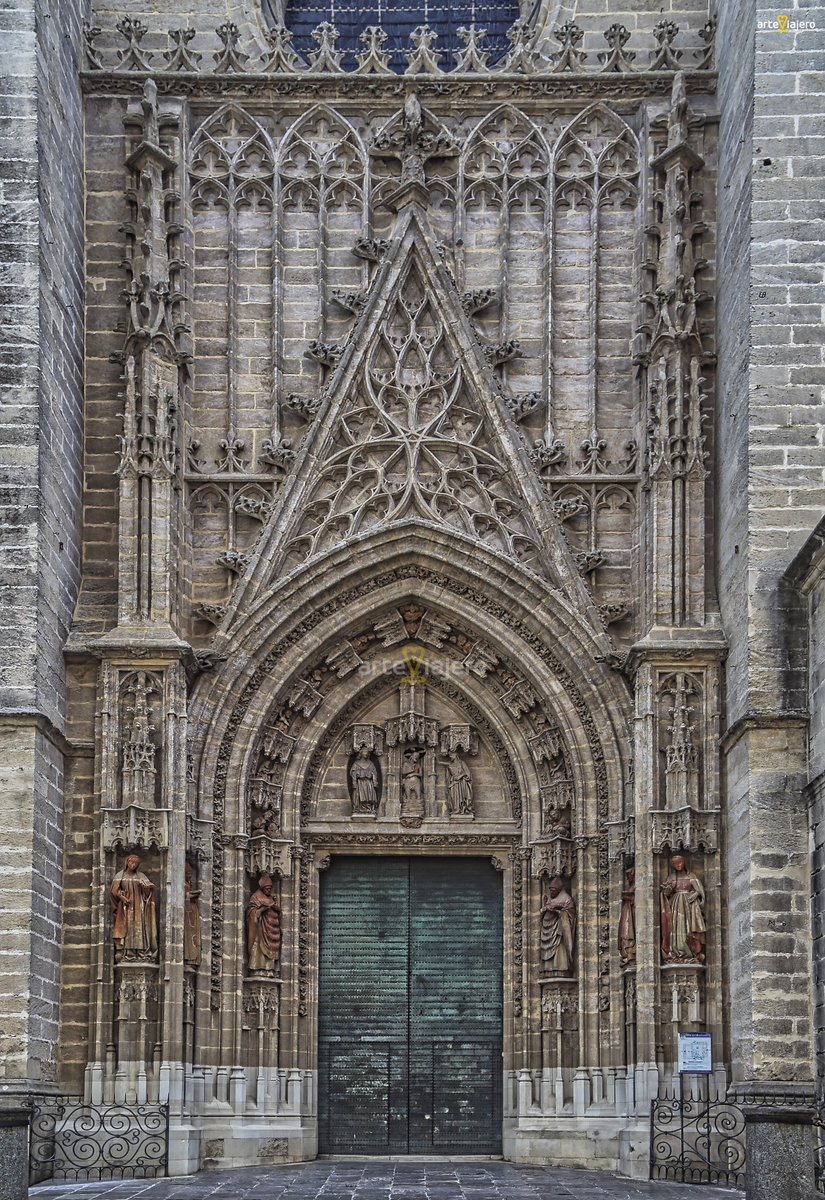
318,856,503,1155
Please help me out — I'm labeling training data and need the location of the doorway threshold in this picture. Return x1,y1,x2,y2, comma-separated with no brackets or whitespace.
318,1155,505,1161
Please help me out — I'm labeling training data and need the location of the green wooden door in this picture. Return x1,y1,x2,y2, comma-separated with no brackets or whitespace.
318,857,503,1156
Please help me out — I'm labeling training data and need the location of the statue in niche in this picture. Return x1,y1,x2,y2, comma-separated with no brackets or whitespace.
540,876,577,975
401,747,425,820
246,874,282,974
660,854,706,965
439,749,474,816
184,861,201,968
618,867,636,967
111,853,158,963
350,747,380,815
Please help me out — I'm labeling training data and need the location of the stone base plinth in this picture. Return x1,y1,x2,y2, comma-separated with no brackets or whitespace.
0,1108,29,1200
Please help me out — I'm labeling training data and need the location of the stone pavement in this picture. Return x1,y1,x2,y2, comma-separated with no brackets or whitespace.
30,1160,744,1200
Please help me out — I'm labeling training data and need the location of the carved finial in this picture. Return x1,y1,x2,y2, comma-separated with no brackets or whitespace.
82,19,104,69
598,23,636,73
405,25,443,75
262,24,303,72
667,71,690,148
308,21,344,72
164,28,201,72
502,18,539,74
356,26,392,75
651,20,682,71
696,17,716,70
549,22,586,73
140,79,160,146
455,25,490,73
216,434,247,472
115,17,152,71
214,23,249,72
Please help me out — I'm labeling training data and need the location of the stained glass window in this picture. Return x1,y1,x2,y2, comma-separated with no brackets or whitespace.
283,1,524,71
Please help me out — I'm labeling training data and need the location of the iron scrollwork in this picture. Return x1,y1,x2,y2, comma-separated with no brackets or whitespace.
29,1097,169,1184
650,1085,745,1189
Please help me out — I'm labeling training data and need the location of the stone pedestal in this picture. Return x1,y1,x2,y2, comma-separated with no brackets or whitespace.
0,1106,29,1200
736,1083,818,1200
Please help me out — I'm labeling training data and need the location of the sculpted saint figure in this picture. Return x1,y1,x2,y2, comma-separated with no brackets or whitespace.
401,748,425,817
111,853,158,962
184,861,201,968
540,876,577,974
660,854,706,964
618,867,636,967
350,748,380,815
246,874,282,973
440,750,473,816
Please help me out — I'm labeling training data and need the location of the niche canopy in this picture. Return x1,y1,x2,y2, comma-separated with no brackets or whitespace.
280,0,525,72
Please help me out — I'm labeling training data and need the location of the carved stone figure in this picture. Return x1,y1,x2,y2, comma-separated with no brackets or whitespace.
400,747,425,820
618,867,636,967
540,876,576,975
246,874,282,973
184,861,201,967
660,854,706,965
440,749,473,816
350,747,380,815
111,853,158,962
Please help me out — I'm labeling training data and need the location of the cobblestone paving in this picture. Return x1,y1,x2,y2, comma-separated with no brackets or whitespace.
31,1160,744,1200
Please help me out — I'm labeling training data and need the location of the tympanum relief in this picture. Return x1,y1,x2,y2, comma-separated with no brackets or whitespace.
316,677,492,825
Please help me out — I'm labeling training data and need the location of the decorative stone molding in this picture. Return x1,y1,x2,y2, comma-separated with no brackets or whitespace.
82,18,716,82
606,816,636,862
650,807,719,854
186,814,213,862
246,837,293,880
102,805,169,851
532,837,577,880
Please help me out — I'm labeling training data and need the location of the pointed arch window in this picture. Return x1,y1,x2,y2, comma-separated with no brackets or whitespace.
279,1,523,71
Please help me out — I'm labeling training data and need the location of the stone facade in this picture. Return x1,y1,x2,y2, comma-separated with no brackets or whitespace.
1,0,824,1196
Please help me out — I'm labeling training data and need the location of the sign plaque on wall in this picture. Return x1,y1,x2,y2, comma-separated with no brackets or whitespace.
677,1032,713,1074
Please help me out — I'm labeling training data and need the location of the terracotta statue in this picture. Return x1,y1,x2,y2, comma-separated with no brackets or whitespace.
184,861,201,968
660,854,706,964
350,747,380,814
540,876,576,974
246,874,282,973
618,867,636,967
440,750,473,816
110,853,158,962
401,748,425,817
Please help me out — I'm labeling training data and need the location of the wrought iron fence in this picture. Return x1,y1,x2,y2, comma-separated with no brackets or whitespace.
29,1096,168,1184
650,1083,746,1188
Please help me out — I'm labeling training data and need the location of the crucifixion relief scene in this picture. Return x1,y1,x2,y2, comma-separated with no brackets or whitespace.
1,2,824,1199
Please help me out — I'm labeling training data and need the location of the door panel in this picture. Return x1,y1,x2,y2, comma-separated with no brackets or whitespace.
318,857,503,1156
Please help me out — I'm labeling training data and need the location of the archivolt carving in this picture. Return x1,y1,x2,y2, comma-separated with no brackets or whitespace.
205,565,624,1005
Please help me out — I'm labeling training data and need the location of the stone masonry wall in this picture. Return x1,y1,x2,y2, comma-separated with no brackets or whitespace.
716,0,824,1107
0,0,84,1093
